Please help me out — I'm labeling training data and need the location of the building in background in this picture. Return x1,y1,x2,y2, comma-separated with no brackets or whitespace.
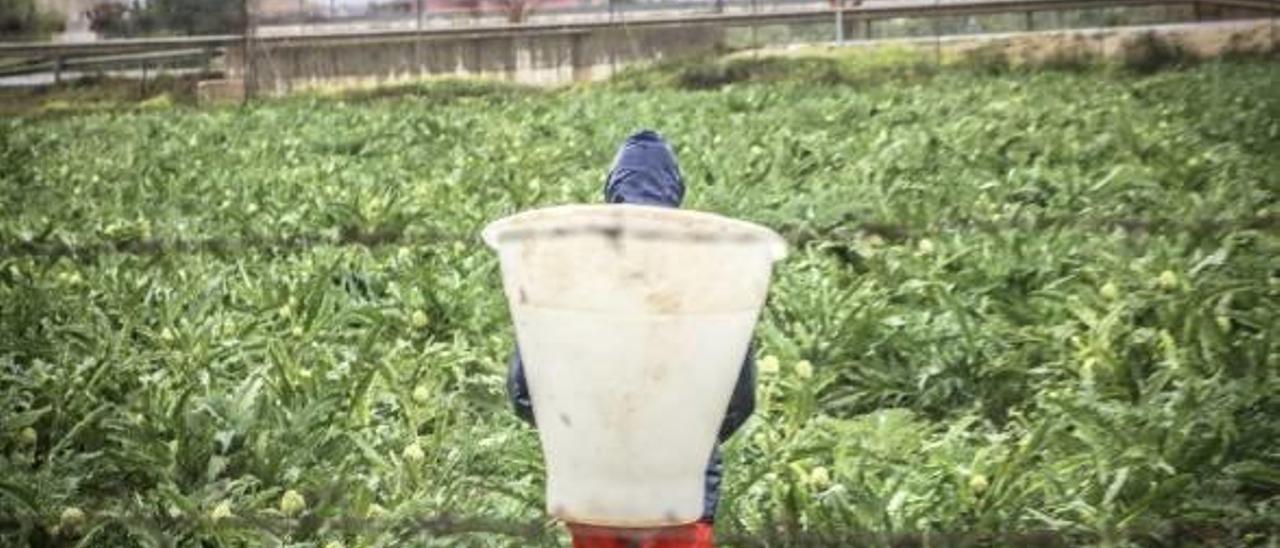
35,0,96,41
259,0,328,21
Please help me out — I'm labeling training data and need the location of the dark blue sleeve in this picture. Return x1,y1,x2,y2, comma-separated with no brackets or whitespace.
507,348,536,427
717,342,756,443
704,345,755,522
702,445,724,521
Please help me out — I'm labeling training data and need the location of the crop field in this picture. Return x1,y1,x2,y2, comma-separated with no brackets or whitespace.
2,56,1279,546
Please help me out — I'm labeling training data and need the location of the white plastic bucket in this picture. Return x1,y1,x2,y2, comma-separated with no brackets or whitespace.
483,204,787,527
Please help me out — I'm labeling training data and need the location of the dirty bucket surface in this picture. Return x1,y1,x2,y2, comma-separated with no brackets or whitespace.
485,204,786,527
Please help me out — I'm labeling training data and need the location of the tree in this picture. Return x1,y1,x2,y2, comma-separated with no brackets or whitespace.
0,0,65,39
138,0,244,35
489,0,540,23
85,2,131,36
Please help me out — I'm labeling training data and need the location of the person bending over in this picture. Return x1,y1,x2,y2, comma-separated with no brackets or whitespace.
507,130,757,548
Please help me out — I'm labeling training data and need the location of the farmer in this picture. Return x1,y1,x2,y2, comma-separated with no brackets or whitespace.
506,130,757,548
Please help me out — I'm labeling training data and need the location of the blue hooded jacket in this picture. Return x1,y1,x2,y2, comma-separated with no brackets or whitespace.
506,130,757,522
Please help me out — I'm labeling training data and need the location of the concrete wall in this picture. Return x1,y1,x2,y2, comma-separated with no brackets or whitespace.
227,24,725,94
37,0,97,42
215,3,1278,97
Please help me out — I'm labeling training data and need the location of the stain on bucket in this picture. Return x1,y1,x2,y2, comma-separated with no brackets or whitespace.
645,290,681,314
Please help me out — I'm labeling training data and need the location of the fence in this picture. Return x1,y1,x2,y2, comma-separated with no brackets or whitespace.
248,0,1278,34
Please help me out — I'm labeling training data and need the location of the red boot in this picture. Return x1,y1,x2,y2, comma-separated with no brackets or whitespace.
569,520,715,548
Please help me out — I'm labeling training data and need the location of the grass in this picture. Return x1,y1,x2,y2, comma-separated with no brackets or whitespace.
0,74,209,117
1,54,1278,547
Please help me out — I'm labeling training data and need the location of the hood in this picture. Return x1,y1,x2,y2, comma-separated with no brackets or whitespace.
603,130,685,208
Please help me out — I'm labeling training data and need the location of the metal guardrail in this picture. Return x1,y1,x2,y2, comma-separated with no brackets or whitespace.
0,49,219,80
0,35,237,58
1207,0,1280,10
224,0,1201,44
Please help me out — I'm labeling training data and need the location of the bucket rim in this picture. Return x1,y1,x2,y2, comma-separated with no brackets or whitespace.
481,204,788,261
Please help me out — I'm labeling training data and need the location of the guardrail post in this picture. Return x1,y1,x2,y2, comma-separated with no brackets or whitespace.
749,0,757,47
140,61,149,97
54,55,64,84
204,47,216,77
836,6,844,45
1024,11,1034,31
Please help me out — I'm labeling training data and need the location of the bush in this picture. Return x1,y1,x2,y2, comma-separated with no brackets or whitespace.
1220,29,1280,61
1038,39,1099,73
611,48,953,91
137,93,174,109
86,2,131,37
85,0,245,38
327,77,540,103
960,43,1011,75
37,99,74,112
1120,31,1195,74
0,0,64,39
141,0,244,35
